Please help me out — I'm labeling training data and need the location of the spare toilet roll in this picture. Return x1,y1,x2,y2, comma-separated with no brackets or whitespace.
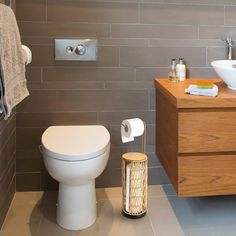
22,45,32,65
121,118,145,143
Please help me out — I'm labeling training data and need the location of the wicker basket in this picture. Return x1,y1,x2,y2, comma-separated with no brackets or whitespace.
122,152,148,218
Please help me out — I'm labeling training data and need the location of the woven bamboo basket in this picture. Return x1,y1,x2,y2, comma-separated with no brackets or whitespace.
122,152,148,218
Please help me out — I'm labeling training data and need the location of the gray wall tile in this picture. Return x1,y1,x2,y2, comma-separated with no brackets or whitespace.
0,177,15,228
111,24,198,39
0,114,16,227
27,81,105,90
29,45,119,67
225,6,236,26
15,0,236,192
26,67,42,82
57,90,148,111
19,22,110,38
17,112,98,127
99,111,155,125
43,67,135,82
120,47,206,67
16,0,46,21
140,4,224,25
47,0,138,23
16,173,41,192
105,81,154,90
149,39,222,47
199,26,236,40
17,90,57,112
136,68,168,81
16,128,45,149
207,47,225,66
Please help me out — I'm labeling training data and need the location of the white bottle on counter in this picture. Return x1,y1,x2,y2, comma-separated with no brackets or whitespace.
176,58,186,81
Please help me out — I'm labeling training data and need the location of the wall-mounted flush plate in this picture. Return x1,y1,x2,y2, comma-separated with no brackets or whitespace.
55,39,97,61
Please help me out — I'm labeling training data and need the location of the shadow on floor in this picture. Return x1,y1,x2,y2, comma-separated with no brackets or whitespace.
164,187,236,236
29,190,114,236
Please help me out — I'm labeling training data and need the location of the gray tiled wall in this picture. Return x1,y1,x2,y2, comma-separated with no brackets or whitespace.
0,114,16,227
0,1,16,228
15,0,235,191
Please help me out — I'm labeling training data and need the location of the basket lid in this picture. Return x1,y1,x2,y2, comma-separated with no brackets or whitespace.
122,152,147,162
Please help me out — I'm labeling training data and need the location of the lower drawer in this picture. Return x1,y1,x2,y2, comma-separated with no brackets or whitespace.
178,155,236,197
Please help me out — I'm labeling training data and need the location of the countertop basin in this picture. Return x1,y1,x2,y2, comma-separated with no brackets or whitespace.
211,60,236,90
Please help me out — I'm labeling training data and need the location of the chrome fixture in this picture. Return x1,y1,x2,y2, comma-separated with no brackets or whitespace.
55,39,97,61
223,37,234,60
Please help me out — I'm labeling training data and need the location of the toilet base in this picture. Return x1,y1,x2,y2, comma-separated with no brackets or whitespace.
56,180,97,230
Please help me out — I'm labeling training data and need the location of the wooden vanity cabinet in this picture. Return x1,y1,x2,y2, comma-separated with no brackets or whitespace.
155,78,236,197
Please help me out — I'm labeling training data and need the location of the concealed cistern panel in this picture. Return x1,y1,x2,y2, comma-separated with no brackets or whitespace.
55,39,97,61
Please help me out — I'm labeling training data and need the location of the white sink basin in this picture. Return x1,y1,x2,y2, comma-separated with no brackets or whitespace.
211,60,236,90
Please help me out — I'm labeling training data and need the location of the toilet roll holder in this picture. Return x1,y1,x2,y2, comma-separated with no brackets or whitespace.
121,121,147,154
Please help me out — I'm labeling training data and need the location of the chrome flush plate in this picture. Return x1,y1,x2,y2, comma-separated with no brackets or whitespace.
55,39,97,61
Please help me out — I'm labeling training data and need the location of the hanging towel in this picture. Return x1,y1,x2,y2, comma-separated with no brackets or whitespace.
0,4,29,119
185,84,218,97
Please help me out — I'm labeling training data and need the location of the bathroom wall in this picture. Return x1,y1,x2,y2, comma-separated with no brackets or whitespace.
0,1,17,228
0,113,16,227
15,0,235,191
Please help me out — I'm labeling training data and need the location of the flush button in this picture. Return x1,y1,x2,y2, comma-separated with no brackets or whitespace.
75,44,86,55
55,39,97,61
66,46,74,54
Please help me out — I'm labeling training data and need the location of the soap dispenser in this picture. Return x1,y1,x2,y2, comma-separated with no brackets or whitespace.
176,58,186,81
168,59,178,82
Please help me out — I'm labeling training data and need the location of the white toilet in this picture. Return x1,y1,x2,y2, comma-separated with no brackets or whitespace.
41,125,110,230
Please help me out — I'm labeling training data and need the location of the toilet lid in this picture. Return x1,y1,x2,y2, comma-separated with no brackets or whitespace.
41,126,110,161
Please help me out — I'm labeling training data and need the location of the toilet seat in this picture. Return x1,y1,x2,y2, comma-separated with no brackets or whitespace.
41,126,110,161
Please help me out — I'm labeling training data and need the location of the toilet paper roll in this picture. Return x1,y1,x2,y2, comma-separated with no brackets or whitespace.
22,45,32,65
121,118,145,143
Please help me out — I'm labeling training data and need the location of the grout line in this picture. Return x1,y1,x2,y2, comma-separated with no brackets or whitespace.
197,25,200,40
40,67,43,83
147,89,151,110
146,212,157,236
138,2,141,24
224,5,226,26
45,0,48,22
109,23,112,38
134,67,137,81
118,46,121,67
0,179,16,231
36,193,46,235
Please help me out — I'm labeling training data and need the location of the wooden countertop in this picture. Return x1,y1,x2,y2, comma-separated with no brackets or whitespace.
155,78,236,108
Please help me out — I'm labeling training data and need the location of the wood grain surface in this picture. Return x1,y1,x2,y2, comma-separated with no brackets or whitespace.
156,78,236,197
156,92,179,191
179,155,236,196
179,111,236,153
155,78,236,108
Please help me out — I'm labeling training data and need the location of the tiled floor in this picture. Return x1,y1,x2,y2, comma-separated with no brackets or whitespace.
1,185,236,236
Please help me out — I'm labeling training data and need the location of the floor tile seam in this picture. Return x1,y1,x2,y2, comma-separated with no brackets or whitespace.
0,190,16,230
146,212,156,236
35,199,47,235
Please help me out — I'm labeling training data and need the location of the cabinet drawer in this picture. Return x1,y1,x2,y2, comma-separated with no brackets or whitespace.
179,111,236,153
178,155,236,197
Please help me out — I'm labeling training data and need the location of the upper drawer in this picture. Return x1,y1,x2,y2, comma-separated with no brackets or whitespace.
179,111,236,153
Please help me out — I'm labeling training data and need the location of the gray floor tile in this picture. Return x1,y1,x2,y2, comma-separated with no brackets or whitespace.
37,202,74,236
72,198,154,236
3,186,236,236
0,192,43,236
96,187,122,201
148,197,185,236
166,195,236,235
148,184,177,197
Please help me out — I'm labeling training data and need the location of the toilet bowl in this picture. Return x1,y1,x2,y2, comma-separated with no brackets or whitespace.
41,125,110,230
